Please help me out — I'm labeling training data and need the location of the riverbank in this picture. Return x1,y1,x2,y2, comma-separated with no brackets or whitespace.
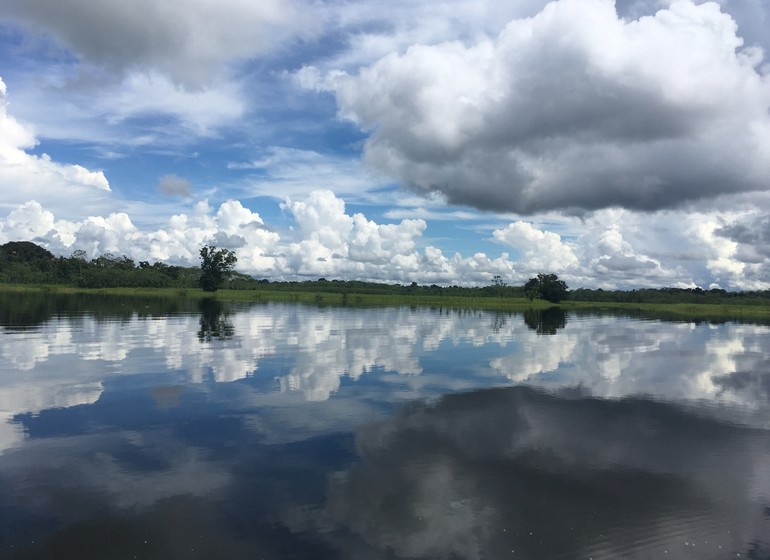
2,283,769,321
0,283,549,309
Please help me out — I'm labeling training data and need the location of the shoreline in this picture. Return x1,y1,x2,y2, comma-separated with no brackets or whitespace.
2,283,770,321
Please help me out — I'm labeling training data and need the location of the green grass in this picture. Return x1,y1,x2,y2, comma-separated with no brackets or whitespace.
2,283,769,320
0,284,550,308
562,299,770,321
0,284,198,298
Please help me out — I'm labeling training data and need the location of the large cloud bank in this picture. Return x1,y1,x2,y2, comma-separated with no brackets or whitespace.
318,0,770,213
3,191,767,290
0,193,517,286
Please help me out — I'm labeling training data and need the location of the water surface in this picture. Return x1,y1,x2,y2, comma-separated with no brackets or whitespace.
1,294,769,559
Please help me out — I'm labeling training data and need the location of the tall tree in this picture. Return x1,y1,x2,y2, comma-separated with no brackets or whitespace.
199,246,237,292
524,277,540,301
525,273,569,303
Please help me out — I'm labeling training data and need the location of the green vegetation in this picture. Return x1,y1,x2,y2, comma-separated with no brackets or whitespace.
2,240,770,320
2,283,769,322
525,273,569,303
198,246,237,292
0,241,193,288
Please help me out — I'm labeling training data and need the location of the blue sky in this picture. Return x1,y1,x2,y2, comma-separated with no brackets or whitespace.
1,0,770,289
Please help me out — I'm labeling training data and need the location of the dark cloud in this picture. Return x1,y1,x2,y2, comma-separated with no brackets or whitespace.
0,0,311,86
299,386,770,558
715,215,770,281
718,216,770,246
595,253,658,272
613,0,660,19
0,425,347,559
714,368,770,402
157,173,191,196
210,231,247,248
332,0,770,214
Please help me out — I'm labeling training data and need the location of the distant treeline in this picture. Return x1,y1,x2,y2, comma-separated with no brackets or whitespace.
246,278,529,299
3,240,770,305
569,287,770,306
0,241,197,288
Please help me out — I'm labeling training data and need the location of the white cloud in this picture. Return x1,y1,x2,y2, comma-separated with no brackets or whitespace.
493,221,579,273
284,190,353,244
570,206,754,289
276,191,518,284
0,77,111,217
68,213,140,258
321,0,770,213
5,188,770,290
2,201,57,243
0,197,281,271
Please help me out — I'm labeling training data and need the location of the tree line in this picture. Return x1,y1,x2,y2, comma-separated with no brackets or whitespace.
0,241,194,288
0,241,554,297
0,241,243,292
3,240,770,305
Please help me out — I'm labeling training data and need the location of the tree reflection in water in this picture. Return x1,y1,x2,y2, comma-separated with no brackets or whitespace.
523,307,567,335
490,311,507,333
197,298,235,343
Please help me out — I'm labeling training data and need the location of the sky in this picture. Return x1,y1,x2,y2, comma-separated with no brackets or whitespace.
0,0,769,290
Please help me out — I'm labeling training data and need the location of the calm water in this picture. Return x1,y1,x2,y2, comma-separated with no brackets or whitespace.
1,294,769,559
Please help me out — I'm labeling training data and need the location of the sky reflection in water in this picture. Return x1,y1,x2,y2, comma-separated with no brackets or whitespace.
1,295,769,559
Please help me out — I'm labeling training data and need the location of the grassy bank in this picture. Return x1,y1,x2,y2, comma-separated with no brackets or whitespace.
562,299,770,321
2,283,769,320
0,283,553,310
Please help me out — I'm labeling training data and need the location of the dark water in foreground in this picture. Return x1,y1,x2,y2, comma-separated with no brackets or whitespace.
1,294,769,559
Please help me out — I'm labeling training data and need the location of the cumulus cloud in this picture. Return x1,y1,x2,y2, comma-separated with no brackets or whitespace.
578,214,684,286
278,190,517,284
0,197,281,271
710,0,770,53
5,188,770,290
322,0,770,213
493,221,578,272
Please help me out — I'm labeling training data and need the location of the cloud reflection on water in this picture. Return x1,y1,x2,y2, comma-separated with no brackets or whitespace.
2,303,770,452
2,301,770,557
296,386,770,559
